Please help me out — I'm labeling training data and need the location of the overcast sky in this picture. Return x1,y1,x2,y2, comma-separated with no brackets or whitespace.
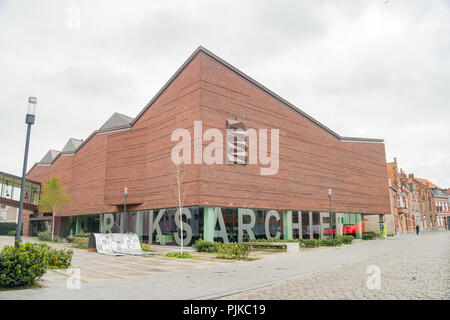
0,0,449,188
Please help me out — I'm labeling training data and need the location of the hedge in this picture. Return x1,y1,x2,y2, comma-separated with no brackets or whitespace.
362,232,377,240
71,237,88,249
0,222,17,236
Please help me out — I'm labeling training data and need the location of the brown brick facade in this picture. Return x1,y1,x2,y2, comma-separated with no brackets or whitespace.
27,47,391,226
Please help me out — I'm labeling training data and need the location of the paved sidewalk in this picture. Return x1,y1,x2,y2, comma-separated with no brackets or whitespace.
0,236,242,286
222,231,450,300
0,232,448,299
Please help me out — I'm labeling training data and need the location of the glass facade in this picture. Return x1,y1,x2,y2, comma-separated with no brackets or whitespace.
0,173,40,205
62,207,366,246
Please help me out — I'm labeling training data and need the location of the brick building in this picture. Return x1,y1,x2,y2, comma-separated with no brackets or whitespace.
431,186,449,229
447,188,450,230
413,178,449,230
407,176,437,231
23,47,391,245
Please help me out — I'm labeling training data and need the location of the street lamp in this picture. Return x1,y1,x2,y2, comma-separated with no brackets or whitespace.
16,97,37,244
328,188,333,239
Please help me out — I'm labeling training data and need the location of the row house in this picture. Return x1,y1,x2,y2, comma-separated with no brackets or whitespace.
385,160,401,234
430,186,449,229
408,176,437,231
448,189,450,230
385,158,439,234
397,169,417,233
381,159,416,234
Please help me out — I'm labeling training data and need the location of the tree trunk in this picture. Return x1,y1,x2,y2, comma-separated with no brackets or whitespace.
51,207,56,241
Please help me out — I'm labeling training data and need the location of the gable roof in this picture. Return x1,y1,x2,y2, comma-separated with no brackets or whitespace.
415,178,442,189
29,46,385,175
132,46,384,143
61,138,83,153
39,150,60,165
100,112,134,131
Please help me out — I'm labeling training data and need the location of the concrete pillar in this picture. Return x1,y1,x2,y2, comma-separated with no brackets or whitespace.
335,213,343,236
135,211,143,241
355,214,363,239
203,206,215,242
75,216,82,235
283,210,293,240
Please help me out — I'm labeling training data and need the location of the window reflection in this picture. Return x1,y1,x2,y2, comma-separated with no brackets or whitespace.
301,211,310,239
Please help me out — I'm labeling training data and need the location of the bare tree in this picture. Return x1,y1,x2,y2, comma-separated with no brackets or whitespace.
172,161,188,254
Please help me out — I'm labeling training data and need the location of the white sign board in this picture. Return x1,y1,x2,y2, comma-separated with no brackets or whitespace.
93,233,148,256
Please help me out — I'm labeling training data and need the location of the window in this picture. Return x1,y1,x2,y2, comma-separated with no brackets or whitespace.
1,176,13,199
226,119,247,165
397,196,404,208
11,178,21,201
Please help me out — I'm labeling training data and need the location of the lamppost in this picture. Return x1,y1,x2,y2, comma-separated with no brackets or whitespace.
16,97,37,244
328,188,333,239
121,187,128,233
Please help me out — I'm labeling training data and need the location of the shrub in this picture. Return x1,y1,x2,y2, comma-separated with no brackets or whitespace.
298,239,321,248
73,233,91,238
319,238,343,247
164,252,195,259
0,242,47,288
252,238,298,243
0,222,17,236
71,237,88,249
39,245,73,269
37,231,52,241
335,235,354,244
192,239,222,253
37,231,63,243
247,243,286,250
8,230,16,237
140,243,154,252
362,232,377,240
216,242,251,260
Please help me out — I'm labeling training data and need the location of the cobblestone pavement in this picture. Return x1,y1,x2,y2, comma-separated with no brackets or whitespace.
221,231,450,300
1,232,448,299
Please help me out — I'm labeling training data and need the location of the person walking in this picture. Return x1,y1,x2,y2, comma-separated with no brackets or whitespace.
416,224,420,235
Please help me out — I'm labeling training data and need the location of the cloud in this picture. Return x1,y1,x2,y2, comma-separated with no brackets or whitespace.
0,0,449,187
